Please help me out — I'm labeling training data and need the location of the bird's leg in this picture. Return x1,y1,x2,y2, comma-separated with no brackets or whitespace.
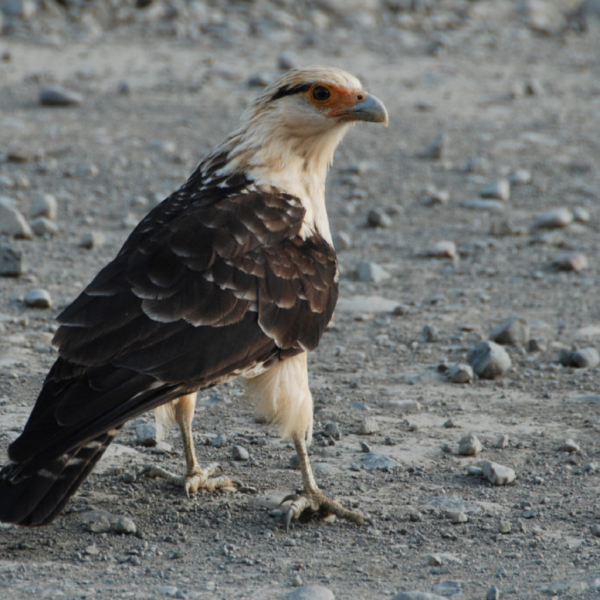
143,393,238,497
282,433,369,529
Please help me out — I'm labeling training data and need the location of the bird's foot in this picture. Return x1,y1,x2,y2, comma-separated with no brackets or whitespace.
281,486,370,530
142,463,240,498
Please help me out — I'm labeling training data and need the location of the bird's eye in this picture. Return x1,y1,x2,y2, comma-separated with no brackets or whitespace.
311,86,331,102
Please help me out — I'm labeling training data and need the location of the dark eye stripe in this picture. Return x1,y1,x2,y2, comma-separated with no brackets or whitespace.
270,83,313,102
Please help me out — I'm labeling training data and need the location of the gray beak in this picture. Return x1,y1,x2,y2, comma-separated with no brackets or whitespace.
345,94,388,126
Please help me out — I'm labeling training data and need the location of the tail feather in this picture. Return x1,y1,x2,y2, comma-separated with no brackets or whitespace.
0,429,118,526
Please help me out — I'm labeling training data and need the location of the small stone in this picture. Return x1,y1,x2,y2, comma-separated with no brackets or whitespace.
324,422,342,440
467,465,483,476
0,197,33,239
367,208,393,228
39,86,83,107
332,231,352,250
458,433,482,457
24,288,52,308
559,438,581,453
426,240,456,259
572,206,590,223
409,511,422,522
489,316,530,346
135,423,157,447
421,186,450,206
31,192,58,220
449,511,468,524
486,585,500,600
361,452,400,471
460,199,505,213
495,434,509,448
392,592,446,600
427,554,443,566
592,524,600,538
29,217,58,236
525,78,544,96
360,441,372,453
358,416,379,435
357,261,391,283
287,584,334,600
423,132,449,160
467,341,511,379
85,544,100,556
209,433,227,447
508,169,532,185
421,324,439,343
551,252,589,272
447,363,474,384
480,179,510,202
112,516,137,535
527,339,544,353
277,51,298,70
231,445,249,461
534,208,573,229
79,232,106,249
480,460,516,486
0,245,23,277
559,347,600,369
498,521,512,534
463,156,491,174
248,72,272,88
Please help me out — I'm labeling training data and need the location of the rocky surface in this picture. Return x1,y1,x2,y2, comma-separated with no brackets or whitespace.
1,1,600,599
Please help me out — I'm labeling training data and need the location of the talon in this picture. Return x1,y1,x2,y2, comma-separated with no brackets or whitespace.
280,493,299,505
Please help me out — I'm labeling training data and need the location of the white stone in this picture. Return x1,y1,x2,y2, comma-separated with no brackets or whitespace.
480,460,516,485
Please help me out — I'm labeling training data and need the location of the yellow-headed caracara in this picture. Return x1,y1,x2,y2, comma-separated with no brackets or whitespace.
0,66,388,528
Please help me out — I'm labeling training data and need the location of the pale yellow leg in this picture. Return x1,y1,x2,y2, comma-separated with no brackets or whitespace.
144,393,238,497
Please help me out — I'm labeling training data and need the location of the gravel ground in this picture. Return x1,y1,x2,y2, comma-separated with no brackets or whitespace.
1,1,600,599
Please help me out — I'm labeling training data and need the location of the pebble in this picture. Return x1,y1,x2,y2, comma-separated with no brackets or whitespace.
559,438,581,453
467,341,511,379
421,324,439,343
495,434,509,448
135,422,158,447
480,179,510,202
489,316,529,345
113,516,137,534
29,217,58,236
361,451,400,471
39,85,83,107
572,206,590,223
551,252,588,272
0,197,33,239
458,433,482,457
559,347,599,369
592,524,600,538
31,192,58,220
324,421,342,440
423,132,449,160
79,231,106,249
460,199,505,213
533,208,573,229
277,51,298,70
358,416,379,435
426,240,456,259
427,554,443,566
480,460,516,485
210,433,228,447
508,169,532,185
424,495,481,515
392,592,446,600
367,208,393,228
467,465,483,476
24,288,52,308
357,261,391,283
498,521,512,534
447,363,474,384
463,156,490,174
421,186,450,206
0,245,23,277
231,445,249,461
449,511,468,524
287,584,334,600
332,231,352,250
486,585,500,600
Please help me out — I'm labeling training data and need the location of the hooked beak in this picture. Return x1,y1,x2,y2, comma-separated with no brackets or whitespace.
337,93,388,126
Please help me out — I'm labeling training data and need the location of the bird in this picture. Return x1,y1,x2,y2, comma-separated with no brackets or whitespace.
0,65,388,528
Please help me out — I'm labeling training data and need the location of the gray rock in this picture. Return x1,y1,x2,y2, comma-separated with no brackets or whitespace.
447,363,474,384
423,495,482,515
467,341,511,379
2,0,36,18
231,445,249,461
572,206,591,223
551,252,589,272
458,433,482,457
463,156,491,174
460,199,505,213
559,347,599,368
31,192,58,220
277,51,298,70
361,452,400,471
508,169,532,185
79,231,106,249
421,187,450,206
332,231,352,250
480,179,510,202
426,241,456,259
486,585,500,600
324,421,342,440
135,423,158,447
392,592,446,600
357,261,391,283
30,217,58,236
24,288,52,308
421,324,439,343
489,316,530,345
423,132,449,160
367,208,393,228
39,86,83,107
0,245,23,277
559,438,581,453
287,584,335,600
0,197,33,239
498,521,511,534
480,460,516,485
113,516,137,534
534,208,573,229
358,416,379,435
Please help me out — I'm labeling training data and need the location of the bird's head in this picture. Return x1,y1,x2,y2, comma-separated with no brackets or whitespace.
222,66,387,177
